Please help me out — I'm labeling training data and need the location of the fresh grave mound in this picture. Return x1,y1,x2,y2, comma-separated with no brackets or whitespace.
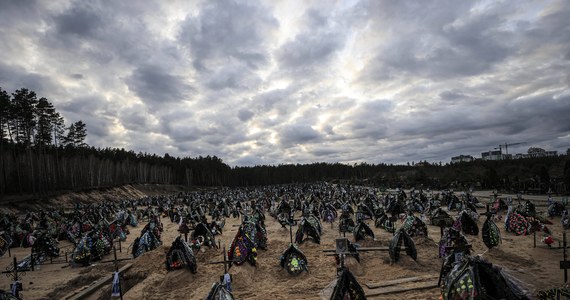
353,221,375,241
205,281,235,300
440,255,532,299
46,272,103,299
45,262,119,299
279,243,308,276
330,267,366,300
89,246,171,299
296,214,322,244
130,244,168,275
165,236,197,272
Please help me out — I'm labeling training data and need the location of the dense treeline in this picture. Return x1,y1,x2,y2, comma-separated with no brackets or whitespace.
1,87,87,197
229,157,570,194
1,87,569,198
0,145,231,196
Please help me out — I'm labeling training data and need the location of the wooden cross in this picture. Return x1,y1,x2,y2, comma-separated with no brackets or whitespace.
340,222,347,237
323,237,400,267
288,217,301,244
111,246,123,300
335,238,349,271
2,257,22,281
208,246,239,283
388,216,398,236
323,246,408,255
355,209,364,223
2,257,23,299
483,204,496,219
560,231,569,283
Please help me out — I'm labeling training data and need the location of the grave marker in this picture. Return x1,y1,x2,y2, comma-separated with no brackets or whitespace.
208,246,239,290
111,246,123,300
560,232,569,283
2,257,24,299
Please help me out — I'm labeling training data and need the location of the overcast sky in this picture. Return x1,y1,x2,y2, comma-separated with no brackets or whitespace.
1,0,569,166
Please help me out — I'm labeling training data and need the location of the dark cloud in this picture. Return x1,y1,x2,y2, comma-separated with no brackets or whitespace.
279,123,321,147
118,104,155,132
60,95,107,115
160,106,250,154
43,0,178,71
522,2,570,47
237,109,254,122
439,90,466,101
0,0,42,28
79,115,111,139
206,63,261,91
385,90,570,163
126,64,193,104
163,123,203,143
277,8,348,72
54,3,103,37
251,87,299,119
178,0,278,72
277,32,344,69
310,148,338,157
501,93,570,135
0,63,61,97
323,125,335,136
360,1,516,81
345,100,395,139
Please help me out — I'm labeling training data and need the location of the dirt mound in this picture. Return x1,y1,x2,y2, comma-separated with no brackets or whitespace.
0,185,149,215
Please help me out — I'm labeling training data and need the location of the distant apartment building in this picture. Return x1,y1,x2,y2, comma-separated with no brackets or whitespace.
481,150,510,160
454,147,561,162
451,155,474,164
539,150,557,157
514,150,558,159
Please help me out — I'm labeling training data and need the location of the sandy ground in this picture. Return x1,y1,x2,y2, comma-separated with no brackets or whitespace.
0,189,568,299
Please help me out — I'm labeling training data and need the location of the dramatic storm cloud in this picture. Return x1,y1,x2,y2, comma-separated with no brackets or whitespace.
1,0,569,166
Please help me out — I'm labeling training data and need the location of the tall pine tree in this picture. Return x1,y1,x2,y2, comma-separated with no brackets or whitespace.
52,112,66,147
10,88,38,146
35,97,56,146
0,87,10,198
73,120,87,147
0,87,10,143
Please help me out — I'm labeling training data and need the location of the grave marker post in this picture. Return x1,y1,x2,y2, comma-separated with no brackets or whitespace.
560,231,569,283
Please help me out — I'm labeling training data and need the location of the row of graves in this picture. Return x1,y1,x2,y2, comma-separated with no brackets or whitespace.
159,185,570,299
164,194,267,299
0,191,239,299
128,186,570,300
0,198,160,299
3,184,570,299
